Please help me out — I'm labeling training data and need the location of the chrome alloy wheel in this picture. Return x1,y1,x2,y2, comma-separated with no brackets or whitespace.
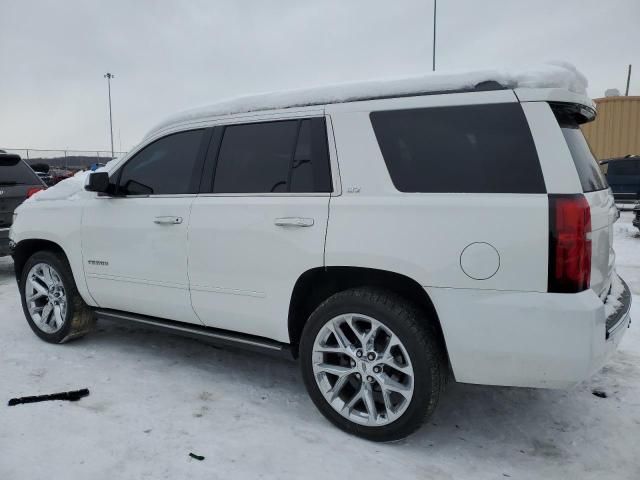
25,263,67,334
312,313,415,426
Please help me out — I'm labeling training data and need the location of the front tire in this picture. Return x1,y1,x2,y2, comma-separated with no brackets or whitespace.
299,287,446,442
19,250,95,344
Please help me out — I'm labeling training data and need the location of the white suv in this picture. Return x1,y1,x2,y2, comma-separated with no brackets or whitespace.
9,66,631,441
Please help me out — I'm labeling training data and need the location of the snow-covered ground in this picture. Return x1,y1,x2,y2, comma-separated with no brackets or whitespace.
1,214,639,480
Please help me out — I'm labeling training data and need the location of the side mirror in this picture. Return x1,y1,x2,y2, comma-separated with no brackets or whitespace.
85,172,110,193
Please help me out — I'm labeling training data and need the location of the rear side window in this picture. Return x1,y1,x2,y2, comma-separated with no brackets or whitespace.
370,103,546,194
117,129,204,195
0,159,41,185
212,118,332,193
560,124,607,192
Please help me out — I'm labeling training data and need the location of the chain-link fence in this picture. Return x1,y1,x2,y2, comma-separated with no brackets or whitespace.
0,148,127,171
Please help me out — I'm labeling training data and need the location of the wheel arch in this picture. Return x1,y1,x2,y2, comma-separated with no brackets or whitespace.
288,266,448,360
12,239,70,282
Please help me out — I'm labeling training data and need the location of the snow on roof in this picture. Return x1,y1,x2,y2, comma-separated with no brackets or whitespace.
146,62,588,138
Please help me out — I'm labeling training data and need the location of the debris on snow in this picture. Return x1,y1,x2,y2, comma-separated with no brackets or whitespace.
189,453,205,461
8,388,90,406
592,389,608,399
146,62,589,138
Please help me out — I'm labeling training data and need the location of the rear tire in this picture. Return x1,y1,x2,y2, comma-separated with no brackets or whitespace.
19,250,95,344
299,287,446,441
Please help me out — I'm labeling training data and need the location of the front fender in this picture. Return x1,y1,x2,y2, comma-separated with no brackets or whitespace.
11,200,97,307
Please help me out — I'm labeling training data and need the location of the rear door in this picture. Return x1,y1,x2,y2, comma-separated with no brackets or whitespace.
558,121,615,299
187,115,333,342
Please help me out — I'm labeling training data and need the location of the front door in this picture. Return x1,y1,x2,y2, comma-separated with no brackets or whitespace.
82,128,210,324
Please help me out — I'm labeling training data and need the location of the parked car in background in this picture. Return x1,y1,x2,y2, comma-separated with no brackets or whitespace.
633,202,640,232
601,155,640,204
9,69,631,441
35,171,54,186
30,163,55,186
0,153,45,256
47,168,75,185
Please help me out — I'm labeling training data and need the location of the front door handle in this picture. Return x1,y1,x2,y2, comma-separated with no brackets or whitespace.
274,217,314,227
154,216,183,225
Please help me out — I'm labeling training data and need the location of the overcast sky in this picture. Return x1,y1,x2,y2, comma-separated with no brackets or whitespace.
1,0,638,152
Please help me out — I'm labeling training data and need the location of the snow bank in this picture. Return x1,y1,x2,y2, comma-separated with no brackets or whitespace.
604,273,626,318
147,62,588,138
28,160,118,202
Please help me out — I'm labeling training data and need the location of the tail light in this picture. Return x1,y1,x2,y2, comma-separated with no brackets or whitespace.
548,194,591,293
26,187,44,198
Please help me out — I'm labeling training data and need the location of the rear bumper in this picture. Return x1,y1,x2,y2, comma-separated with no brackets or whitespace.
0,228,10,256
426,277,631,389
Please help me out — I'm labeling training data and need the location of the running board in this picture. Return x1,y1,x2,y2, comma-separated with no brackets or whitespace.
94,309,293,359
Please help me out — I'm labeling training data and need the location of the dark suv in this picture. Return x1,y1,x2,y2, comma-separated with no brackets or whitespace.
0,153,45,256
602,156,640,204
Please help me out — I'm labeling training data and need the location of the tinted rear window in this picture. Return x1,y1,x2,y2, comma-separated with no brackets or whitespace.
560,125,607,193
370,103,545,193
0,160,41,185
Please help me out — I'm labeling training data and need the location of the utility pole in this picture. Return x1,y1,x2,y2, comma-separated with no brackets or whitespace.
104,73,115,159
625,64,632,96
432,0,437,71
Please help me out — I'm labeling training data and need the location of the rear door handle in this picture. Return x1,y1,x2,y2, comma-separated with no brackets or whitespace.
154,216,183,225
274,217,314,227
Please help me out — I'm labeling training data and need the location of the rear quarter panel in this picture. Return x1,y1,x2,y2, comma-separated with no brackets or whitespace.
324,107,549,293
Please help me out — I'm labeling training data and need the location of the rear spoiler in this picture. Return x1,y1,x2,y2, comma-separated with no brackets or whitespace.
514,88,596,124
0,152,22,166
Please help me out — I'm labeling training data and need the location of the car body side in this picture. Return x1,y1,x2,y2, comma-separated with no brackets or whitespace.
10,87,628,389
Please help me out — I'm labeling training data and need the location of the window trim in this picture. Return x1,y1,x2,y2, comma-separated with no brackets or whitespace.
200,116,334,196
108,127,212,198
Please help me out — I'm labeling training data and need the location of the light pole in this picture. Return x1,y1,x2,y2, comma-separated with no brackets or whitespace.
432,0,437,71
104,73,115,159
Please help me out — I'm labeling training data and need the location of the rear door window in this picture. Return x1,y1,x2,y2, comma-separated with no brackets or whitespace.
0,159,41,185
212,118,332,193
370,103,546,193
560,124,608,192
